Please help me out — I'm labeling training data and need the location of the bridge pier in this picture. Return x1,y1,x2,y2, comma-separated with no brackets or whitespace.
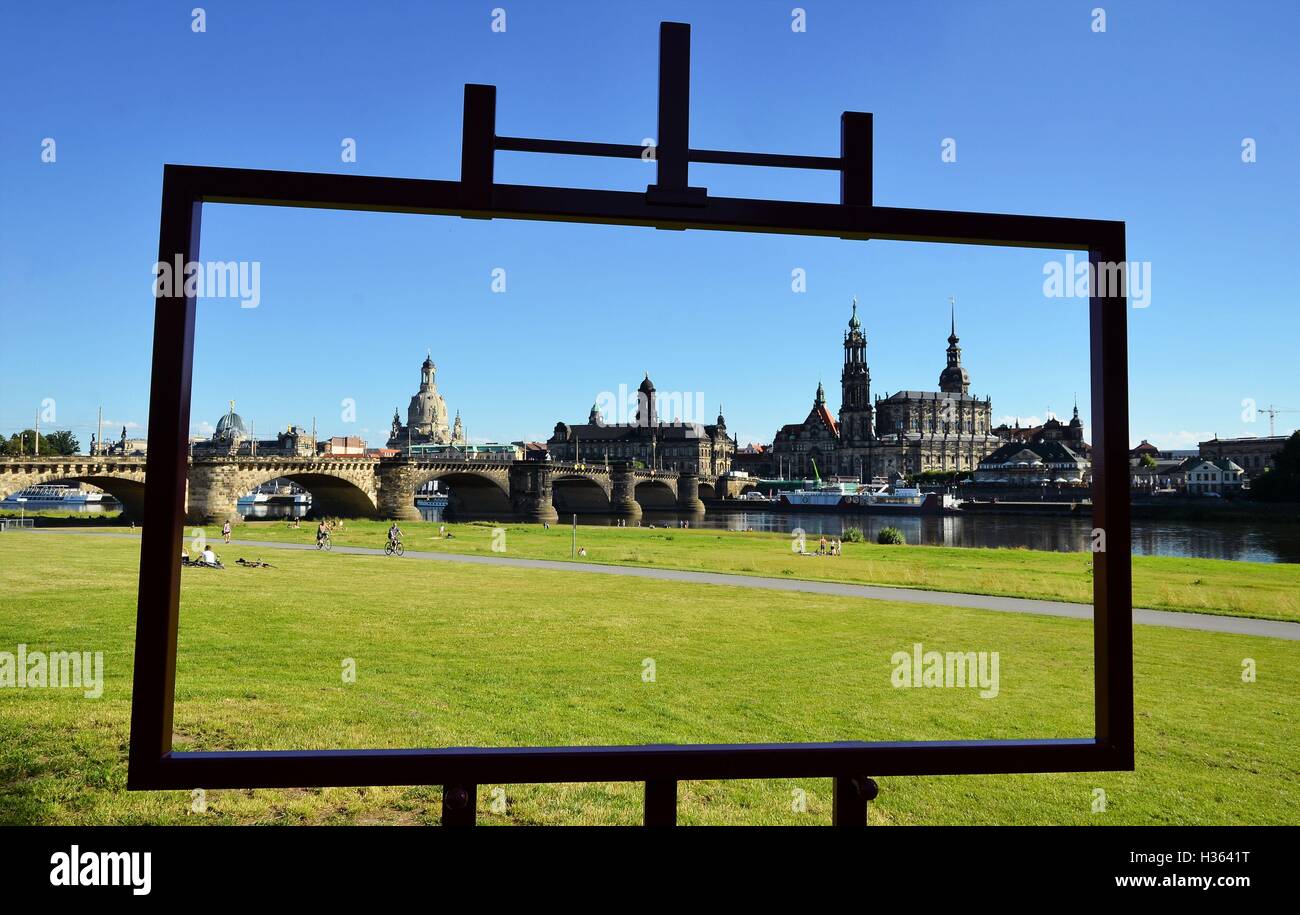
675,470,706,514
185,461,243,524
610,464,643,524
375,462,425,522
509,461,559,525
715,474,756,500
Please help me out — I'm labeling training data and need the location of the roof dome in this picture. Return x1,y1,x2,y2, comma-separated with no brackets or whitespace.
638,373,655,394
214,407,248,441
939,364,969,390
847,297,861,332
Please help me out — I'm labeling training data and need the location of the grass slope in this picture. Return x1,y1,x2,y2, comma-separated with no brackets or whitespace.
192,519,1300,622
1,532,1296,825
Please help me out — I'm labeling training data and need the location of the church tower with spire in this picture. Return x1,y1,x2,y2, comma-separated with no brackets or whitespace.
838,297,874,445
938,305,971,395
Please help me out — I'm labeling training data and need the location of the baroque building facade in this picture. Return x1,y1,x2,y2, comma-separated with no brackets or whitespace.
548,374,736,474
992,401,1090,458
387,353,466,450
771,300,1001,479
771,382,840,480
189,401,316,458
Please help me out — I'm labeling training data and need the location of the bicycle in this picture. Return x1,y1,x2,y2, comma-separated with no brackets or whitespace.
317,534,332,551
384,539,404,557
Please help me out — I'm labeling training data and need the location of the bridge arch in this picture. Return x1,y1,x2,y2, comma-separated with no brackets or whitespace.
697,481,717,501
415,469,513,520
61,476,147,519
0,468,148,520
634,479,677,510
237,470,378,519
552,475,612,515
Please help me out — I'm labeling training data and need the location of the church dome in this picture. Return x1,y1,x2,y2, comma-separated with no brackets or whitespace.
408,388,447,428
214,407,247,441
638,373,656,394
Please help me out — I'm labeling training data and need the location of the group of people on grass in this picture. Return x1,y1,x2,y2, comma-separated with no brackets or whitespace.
814,536,843,557
181,544,222,568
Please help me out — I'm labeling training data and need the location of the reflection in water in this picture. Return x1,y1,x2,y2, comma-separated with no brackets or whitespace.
234,502,1299,564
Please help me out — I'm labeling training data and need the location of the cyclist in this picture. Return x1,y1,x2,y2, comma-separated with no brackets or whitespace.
387,522,403,549
316,520,330,547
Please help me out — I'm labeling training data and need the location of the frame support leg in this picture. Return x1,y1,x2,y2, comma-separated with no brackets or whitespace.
644,779,678,826
442,783,477,826
832,776,878,827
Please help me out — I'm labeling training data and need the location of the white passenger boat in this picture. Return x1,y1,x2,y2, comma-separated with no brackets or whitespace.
2,484,103,505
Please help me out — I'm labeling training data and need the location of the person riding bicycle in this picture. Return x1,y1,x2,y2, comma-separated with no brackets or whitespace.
387,522,403,547
316,520,329,545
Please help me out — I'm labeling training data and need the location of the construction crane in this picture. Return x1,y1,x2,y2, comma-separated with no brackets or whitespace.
1261,405,1299,437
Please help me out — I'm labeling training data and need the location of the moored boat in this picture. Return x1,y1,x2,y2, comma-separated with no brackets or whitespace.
2,484,106,505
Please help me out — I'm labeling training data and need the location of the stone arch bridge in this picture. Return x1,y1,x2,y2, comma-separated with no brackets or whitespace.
0,456,746,524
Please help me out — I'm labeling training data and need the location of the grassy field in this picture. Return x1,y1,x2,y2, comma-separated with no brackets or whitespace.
1,530,1296,825
184,519,1300,622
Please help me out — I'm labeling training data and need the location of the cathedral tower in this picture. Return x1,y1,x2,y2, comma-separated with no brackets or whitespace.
838,298,874,444
636,373,657,427
938,305,971,395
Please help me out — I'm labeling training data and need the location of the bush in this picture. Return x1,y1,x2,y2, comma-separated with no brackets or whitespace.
876,526,905,545
842,526,865,543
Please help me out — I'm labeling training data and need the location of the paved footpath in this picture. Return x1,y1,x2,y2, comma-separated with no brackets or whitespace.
31,529,1300,641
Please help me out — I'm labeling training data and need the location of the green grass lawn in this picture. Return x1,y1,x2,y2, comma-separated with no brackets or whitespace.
189,519,1300,622
1,531,1296,825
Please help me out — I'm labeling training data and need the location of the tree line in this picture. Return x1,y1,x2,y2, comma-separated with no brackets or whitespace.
3,430,81,456
1250,432,1300,502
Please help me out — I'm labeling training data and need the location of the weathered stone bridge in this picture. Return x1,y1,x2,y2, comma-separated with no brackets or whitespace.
0,456,750,524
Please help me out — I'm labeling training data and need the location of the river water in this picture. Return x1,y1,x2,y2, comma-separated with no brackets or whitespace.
11,498,1295,563
429,505,1300,564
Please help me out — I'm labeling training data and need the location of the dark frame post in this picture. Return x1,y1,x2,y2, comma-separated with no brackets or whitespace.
832,775,878,827
441,783,477,827
840,112,873,207
127,167,200,788
461,84,496,211
648,22,706,205
1089,232,1134,766
644,780,678,826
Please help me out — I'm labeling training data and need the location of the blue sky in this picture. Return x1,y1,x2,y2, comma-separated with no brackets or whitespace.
2,1,1297,450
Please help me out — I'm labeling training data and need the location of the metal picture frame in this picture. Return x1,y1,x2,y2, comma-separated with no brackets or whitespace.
128,22,1133,826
